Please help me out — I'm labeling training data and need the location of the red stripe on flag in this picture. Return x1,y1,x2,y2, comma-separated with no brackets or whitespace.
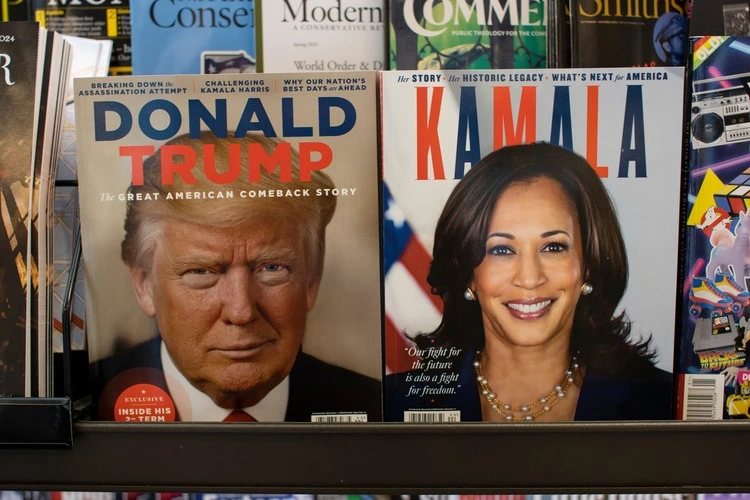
400,236,443,312
72,313,84,329
53,314,85,333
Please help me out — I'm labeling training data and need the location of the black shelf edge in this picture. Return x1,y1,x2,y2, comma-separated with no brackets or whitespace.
0,397,72,448
0,420,748,492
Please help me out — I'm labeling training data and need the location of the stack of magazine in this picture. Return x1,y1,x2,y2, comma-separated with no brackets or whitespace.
0,21,71,398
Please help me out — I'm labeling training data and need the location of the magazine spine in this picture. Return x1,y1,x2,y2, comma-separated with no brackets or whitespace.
568,0,581,67
673,38,697,419
256,0,265,72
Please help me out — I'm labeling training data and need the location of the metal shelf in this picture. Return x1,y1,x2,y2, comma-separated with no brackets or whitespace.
0,420,747,493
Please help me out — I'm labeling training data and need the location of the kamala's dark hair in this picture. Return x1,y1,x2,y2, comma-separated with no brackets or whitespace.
415,142,657,374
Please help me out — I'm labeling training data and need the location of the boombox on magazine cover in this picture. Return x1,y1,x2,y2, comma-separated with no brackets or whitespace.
690,72,750,149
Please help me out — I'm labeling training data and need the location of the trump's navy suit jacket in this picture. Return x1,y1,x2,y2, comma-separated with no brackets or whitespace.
91,336,383,422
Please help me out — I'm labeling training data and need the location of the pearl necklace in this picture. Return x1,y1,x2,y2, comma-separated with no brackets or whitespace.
474,350,580,422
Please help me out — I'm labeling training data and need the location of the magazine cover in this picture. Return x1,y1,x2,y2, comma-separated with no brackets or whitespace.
389,0,548,69
381,68,683,422
73,71,382,422
569,0,688,67
256,0,386,73
34,0,131,76
0,21,41,397
130,0,256,75
675,35,750,420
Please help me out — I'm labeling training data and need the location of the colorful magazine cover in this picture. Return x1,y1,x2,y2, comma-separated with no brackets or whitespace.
256,0,386,73
381,68,683,422
73,71,382,422
130,0,256,75
675,35,750,420
569,0,688,67
389,0,548,69
34,0,131,76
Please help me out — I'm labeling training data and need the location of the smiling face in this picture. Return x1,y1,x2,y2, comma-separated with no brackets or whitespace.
470,177,584,350
128,215,319,409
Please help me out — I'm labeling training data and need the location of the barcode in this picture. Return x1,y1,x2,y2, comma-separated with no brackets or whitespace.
310,413,368,422
404,410,461,422
683,374,722,420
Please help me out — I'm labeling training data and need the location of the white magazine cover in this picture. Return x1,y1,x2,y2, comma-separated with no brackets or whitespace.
257,0,386,73
381,68,683,422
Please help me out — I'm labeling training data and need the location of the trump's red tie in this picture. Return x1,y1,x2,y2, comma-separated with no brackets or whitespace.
223,410,257,422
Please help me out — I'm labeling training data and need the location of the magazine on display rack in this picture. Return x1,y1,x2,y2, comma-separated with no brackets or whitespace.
675,35,750,420
0,21,71,397
34,0,131,75
381,67,684,422
73,71,382,422
130,0,256,75
569,0,688,67
256,0,386,73
389,0,548,69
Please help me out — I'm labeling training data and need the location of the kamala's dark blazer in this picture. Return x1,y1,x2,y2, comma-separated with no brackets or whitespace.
91,336,382,421
384,348,673,421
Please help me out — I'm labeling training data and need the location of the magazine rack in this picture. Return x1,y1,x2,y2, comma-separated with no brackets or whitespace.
0,397,71,447
0,200,747,490
0,420,748,492
0,181,80,448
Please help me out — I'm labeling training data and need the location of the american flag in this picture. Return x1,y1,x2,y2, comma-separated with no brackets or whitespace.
382,183,443,374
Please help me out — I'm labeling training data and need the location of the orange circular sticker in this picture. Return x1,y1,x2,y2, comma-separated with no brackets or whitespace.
114,383,176,422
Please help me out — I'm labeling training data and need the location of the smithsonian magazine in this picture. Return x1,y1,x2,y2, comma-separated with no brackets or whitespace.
676,36,750,420
381,68,683,422
73,71,382,422
569,0,688,67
